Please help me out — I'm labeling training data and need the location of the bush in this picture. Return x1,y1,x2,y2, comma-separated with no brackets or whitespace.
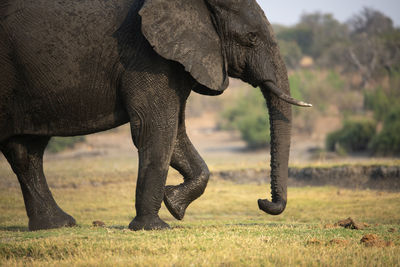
326,118,376,153
220,89,270,149
369,107,400,155
46,136,86,153
277,40,302,69
364,87,391,121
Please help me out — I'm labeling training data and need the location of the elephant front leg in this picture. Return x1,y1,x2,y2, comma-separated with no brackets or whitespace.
128,111,178,231
164,126,210,220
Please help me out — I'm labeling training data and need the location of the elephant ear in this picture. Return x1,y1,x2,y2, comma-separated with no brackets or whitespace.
139,0,228,95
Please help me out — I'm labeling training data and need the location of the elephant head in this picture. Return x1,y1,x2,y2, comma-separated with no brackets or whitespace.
140,0,311,215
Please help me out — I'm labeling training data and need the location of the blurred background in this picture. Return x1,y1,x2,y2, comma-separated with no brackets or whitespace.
41,1,400,168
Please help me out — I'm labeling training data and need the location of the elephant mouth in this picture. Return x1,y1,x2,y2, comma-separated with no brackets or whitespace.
262,81,312,107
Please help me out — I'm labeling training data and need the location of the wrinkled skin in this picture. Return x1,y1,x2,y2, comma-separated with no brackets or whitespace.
0,0,309,231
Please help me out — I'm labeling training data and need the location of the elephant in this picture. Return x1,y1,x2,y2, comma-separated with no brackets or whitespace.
0,0,311,231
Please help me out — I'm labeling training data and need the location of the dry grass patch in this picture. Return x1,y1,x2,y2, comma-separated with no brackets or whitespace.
1,157,400,266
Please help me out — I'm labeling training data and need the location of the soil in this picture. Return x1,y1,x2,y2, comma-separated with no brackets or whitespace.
360,234,394,247
335,217,368,230
213,165,400,190
288,165,400,191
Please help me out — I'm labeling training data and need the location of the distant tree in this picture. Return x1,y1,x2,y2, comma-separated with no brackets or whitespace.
276,26,313,56
276,12,349,68
346,8,400,87
220,89,270,149
298,13,349,60
349,7,394,35
277,40,302,69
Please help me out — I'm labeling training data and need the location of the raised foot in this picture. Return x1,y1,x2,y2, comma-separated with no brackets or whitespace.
129,215,170,231
163,185,189,220
29,211,76,231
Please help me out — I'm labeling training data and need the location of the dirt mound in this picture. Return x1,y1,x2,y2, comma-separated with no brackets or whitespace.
360,234,394,247
92,221,106,227
336,217,369,230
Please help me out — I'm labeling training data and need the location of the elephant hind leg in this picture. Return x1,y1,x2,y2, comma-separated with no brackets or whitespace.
2,136,76,231
164,126,210,220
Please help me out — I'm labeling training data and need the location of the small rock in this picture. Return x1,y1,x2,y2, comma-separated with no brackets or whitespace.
92,220,106,227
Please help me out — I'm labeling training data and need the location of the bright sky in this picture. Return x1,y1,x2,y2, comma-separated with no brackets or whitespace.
257,0,400,26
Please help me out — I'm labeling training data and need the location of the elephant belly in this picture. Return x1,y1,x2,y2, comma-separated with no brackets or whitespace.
11,87,130,137
1,0,134,137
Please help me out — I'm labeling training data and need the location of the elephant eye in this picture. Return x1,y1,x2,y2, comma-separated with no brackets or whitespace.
247,32,258,44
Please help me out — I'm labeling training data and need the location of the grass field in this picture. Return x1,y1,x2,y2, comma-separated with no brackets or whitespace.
1,157,400,266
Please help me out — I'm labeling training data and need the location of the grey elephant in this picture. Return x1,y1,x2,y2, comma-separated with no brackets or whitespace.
0,0,310,231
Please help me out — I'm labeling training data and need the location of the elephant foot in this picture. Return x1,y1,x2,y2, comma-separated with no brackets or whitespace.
128,215,170,231
163,185,189,220
29,210,76,231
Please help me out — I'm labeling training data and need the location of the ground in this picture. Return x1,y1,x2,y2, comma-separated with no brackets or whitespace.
1,96,399,266
1,158,400,265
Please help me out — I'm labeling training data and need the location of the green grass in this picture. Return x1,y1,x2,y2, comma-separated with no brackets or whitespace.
1,157,400,266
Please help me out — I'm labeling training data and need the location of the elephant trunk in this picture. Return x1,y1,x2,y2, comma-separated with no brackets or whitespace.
258,78,291,215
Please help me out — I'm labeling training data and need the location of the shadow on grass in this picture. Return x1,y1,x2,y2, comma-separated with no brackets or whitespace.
225,222,304,228
169,222,304,230
0,225,29,232
108,225,127,230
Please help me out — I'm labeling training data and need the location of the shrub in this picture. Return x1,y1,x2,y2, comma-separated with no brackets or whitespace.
277,40,303,69
220,89,270,149
46,136,86,153
364,72,400,122
326,118,376,153
364,87,391,121
370,107,400,155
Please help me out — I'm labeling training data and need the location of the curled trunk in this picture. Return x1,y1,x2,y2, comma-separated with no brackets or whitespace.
258,82,291,215
257,51,292,215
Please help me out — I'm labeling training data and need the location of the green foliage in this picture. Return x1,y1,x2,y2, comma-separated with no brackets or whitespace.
327,70,400,156
364,71,400,121
326,118,376,153
289,69,348,114
276,13,348,61
277,40,302,69
277,26,313,55
274,8,400,75
298,13,349,59
46,136,86,153
364,87,391,121
221,89,270,149
326,70,345,92
370,107,400,155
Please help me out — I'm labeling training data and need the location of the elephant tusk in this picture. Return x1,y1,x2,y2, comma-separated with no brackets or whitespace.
264,82,312,107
